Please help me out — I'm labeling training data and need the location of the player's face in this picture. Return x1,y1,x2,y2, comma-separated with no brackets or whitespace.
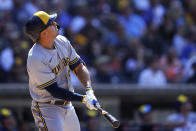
181,102,192,113
48,21,59,37
42,21,58,40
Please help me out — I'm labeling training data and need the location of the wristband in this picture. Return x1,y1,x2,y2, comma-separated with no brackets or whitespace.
85,87,92,91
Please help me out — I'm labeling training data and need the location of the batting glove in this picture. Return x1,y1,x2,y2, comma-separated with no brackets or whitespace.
86,87,101,108
86,88,97,100
82,95,97,110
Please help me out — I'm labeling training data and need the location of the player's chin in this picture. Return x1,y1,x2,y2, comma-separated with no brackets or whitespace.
55,31,59,37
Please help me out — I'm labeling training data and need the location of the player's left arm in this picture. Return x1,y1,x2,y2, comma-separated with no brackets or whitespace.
63,36,99,105
73,63,91,88
73,63,99,105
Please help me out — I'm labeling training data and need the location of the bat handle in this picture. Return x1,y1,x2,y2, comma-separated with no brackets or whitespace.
94,105,106,115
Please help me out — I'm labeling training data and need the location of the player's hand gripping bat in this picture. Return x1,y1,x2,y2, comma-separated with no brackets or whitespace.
94,104,120,128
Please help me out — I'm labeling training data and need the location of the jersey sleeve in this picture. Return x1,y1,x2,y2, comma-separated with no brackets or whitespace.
27,57,56,89
66,40,84,70
57,35,85,70
59,39,84,70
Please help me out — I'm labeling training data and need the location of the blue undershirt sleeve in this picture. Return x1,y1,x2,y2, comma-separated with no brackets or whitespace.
45,82,83,101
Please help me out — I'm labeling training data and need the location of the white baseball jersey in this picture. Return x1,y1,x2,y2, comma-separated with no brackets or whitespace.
27,35,81,103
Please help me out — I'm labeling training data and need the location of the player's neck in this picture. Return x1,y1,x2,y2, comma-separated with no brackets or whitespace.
39,38,55,49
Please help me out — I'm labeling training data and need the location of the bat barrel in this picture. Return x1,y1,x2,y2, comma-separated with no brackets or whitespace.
112,120,120,128
95,105,120,128
103,112,120,128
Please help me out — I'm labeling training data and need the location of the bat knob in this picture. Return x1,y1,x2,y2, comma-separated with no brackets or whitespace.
113,121,120,128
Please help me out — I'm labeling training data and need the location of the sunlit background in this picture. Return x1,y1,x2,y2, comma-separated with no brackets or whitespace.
0,0,196,131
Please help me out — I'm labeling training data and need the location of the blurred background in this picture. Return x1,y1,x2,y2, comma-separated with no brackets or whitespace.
0,0,196,130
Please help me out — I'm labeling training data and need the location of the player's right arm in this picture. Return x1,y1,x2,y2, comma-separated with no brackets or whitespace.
27,56,96,110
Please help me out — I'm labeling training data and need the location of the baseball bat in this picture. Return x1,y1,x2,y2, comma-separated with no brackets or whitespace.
95,105,120,128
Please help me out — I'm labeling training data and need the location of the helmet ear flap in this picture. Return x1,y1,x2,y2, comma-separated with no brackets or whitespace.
25,23,40,42
26,32,40,42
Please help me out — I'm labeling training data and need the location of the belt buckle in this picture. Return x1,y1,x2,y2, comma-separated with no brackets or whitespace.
63,101,67,106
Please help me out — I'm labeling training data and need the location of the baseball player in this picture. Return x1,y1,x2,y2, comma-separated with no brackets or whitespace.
25,11,99,131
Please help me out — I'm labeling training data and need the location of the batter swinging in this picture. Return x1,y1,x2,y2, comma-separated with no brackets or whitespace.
25,11,99,131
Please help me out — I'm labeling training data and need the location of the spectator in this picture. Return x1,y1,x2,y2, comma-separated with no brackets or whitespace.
133,0,150,12
118,7,146,38
138,55,167,87
172,25,188,58
0,0,196,83
142,0,165,26
18,121,32,131
24,0,39,16
0,0,13,11
180,33,196,63
138,104,153,124
165,94,196,131
158,14,176,47
125,104,160,131
182,55,196,81
186,61,196,83
142,22,164,55
160,47,183,83
0,39,14,82
0,108,18,131
70,6,87,34
95,55,112,83
123,38,145,82
137,104,159,131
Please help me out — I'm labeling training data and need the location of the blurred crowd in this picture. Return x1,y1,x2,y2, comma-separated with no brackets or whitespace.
0,0,196,84
0,108,33,131
117,94,196,131
1,94,196,131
